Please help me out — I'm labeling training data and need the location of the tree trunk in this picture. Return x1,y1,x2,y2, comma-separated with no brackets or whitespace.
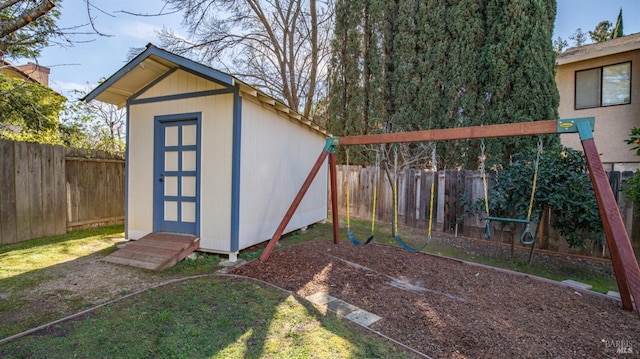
303,0,318,119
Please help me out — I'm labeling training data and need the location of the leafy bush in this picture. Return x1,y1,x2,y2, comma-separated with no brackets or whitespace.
0,73,66,144
483,144,603,248
622,127,640,205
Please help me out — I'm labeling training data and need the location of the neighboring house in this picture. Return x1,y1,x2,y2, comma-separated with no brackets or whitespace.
556,33,640,172
84,44,329,261
0,60,50,86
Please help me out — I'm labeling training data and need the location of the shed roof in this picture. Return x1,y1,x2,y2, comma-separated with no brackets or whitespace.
557,32,640,65
84,43,329,136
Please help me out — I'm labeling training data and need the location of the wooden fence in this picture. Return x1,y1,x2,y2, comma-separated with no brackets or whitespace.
336,165,640,259
0,140,125,244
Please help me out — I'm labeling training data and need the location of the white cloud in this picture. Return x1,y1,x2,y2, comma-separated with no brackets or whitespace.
116,20,161,41
50,80,91,99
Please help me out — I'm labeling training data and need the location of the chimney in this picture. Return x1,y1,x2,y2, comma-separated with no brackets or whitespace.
16,62,50,86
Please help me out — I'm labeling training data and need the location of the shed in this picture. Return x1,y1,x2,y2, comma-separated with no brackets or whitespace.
85,44,329,261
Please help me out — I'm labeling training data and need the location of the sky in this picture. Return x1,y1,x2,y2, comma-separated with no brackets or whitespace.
34,0,640,100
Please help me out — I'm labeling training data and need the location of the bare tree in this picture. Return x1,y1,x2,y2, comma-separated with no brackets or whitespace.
63,87,126,155
158,0,333,120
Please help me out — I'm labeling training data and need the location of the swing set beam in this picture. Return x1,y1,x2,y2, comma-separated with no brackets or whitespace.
258,117,640,317
338,119,561,145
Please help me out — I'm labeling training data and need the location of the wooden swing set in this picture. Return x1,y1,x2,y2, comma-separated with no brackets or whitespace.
259,117,640,316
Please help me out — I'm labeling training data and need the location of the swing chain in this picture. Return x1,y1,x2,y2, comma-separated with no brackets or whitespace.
480,140,490,218
393,145,399,236
370,149,380,235
537,136,544,153
431,142,437,171
526,137,543,222
345,148,351,231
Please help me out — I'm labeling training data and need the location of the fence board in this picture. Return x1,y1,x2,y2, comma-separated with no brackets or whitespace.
405,169,416,227
53,146,66,234
28,142,44,239
65,158,78,224
0,141,4,242
0,141,17,243
41,144,56,236
14,142,30,242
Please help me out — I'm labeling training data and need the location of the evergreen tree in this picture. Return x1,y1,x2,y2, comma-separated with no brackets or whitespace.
589,20,612,43
328,0,559,169
328,0,364,138
362,0,385,133
478,0,559,167
569,28,588,46
611,8,623,39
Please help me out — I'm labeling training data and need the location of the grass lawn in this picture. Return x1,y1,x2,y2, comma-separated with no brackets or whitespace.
2,277,413,358
0,225,417,358
0,219,618,357
0,226,125,286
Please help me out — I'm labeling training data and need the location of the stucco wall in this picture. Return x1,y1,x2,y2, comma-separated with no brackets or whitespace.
557,50,640,169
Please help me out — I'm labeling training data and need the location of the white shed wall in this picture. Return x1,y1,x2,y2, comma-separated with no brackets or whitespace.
238,97,328,249
127,92,234,252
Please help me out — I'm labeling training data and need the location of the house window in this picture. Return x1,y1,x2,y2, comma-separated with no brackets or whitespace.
575,62,631,109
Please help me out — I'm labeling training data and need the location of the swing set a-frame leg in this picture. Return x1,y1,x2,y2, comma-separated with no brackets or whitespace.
259,138,339,262
578,122,640,315
259,149,330,262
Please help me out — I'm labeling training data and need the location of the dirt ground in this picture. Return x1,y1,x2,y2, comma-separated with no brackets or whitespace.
3,233,639,358
232,240,640,358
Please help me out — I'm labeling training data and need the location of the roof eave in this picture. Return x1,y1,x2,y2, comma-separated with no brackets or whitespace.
82,44,235,103
557,38,640,65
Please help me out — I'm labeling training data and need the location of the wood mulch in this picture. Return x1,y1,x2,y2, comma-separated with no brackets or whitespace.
231,240,640,358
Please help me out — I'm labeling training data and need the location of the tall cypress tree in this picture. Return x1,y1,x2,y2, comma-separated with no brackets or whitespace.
328,0,364,138
612,8,624,39
439,0,487,168
362,0,385,132
482,0,559,167
328,0,559,169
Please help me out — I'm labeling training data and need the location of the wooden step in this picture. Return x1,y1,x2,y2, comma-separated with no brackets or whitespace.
102,232,200,271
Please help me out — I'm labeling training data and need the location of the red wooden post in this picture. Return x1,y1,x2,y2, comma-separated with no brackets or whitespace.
259,149,329,262
329,153,340,244
579,124,640,314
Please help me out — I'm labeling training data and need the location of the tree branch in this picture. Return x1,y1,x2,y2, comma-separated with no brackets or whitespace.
0,0,55,39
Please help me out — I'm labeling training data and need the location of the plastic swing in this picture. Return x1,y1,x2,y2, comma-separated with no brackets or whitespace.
481,138,543,245
344,149,377,246
392,144,433,253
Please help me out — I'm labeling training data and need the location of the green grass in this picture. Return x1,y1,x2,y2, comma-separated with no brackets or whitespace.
0,225,125,288
0,278,414,358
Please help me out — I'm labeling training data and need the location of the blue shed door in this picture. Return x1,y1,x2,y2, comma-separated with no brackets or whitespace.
154,117,200,235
